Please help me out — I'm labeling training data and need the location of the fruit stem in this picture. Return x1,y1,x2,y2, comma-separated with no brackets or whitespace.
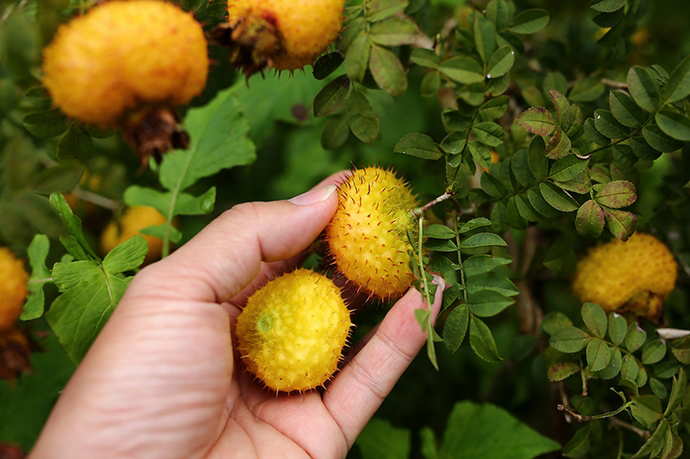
412,191,455,218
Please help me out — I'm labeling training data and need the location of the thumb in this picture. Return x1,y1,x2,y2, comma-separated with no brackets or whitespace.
129,184,339,304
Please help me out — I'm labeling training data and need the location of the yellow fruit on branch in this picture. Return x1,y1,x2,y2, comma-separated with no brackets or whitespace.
326,167,419,299
42,0,209,163
220,0,344,74
235,268,351,392
100,205,168,264
572,233,677,320
0,248,29,333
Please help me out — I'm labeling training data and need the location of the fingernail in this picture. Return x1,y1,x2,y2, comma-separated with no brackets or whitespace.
289,184,337,205
432,275,446,291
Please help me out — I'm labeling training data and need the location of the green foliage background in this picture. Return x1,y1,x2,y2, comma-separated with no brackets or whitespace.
2,0,690,457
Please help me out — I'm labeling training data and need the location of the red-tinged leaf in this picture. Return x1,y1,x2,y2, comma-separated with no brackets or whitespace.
515,107,555,135
576,200,605,238
545,127,571,159
604,208,637,241
595,180,637,208
548,89,571,128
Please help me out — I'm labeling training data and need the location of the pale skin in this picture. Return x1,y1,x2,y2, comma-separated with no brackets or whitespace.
30,173,443,459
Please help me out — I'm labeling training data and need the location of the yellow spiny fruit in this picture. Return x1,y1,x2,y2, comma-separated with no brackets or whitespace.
0,248,29,333
100,206,167,264
42,1,208,126
235,268,351,392
224,0,344,73
572,233,677,319
326,167,419,299
42,1,208,163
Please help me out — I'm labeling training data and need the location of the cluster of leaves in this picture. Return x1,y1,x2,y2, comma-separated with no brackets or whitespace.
545,302,690,458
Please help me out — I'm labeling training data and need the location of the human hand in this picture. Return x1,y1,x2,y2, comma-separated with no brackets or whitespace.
30,174,443,459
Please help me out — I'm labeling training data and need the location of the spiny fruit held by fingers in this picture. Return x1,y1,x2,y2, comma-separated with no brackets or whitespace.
235,268,351,392
326,167,419,299
572,233,677,320
100,206,168,264
42,0,209,164
220,0,344,74
0,248,29,333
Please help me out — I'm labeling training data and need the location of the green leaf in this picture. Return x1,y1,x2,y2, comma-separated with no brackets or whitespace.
28,163,84,195
409,48,440,69
655,110,690,141
370,45,408,97
626,322,647,353
23,109,69,139
444,304,469,352
420,70,442,98
424,224,456,239
584,118,610,146
514,194,541,221
46,265,131,363
20,234,51,320
474,13,497,63
528,187,560,218
597,347,623,379
438,401,560,458
594,109,628,139
56,123,93,161
441,132,467,154
394,132,441,159
608,313,627,346
463,255,511,277
627,66,661,112
321,114,350,149
672,335,690,364
467,290,514,317
663,55,690,103
356,417,410,459
631,420,667,458
527,136,548,180
586,338,613,372
548,90,571,127
604,208,637,241
642,125,684,152
595,180,636,208
425,239,458,252
650,377,668,400
631,395,663,427
609,90,646,128
486,0,514,30
347,89,379,145
469,316,502,362
478,95,510,121
159,88,256,192
563,424,592,458
486,45,514,79
49,192,100,261
576,200,605,238
568,77,605,103
124,185,215,217
440,57,485,84
102,236,148,274
545,127,571,159
539,182,578,212
621,354,640,381
481,172,505,198
458,218,493,234
590,0,625,13
369,16,418,46
582,302,607,338
312,52,344,80
550,326,591,353
511,149,535,186
642,340,667,365
313,75,350,117
345,33,371,82
515,107,555,136
366,0,408,22
468,141,492,168
550,155,587,182
663,368,687,416
509,9,549,34
471,122,505,147
461,232,507,249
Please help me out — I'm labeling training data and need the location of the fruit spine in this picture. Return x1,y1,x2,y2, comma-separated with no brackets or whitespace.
326,167,418,299
235,268,351,392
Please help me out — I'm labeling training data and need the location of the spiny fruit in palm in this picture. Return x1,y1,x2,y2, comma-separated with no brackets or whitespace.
572,233,677,320
0,248,29,333
235,268,351,392
100,205,168,264
326,167,419,299
218,0,344,75
42,0,209,165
